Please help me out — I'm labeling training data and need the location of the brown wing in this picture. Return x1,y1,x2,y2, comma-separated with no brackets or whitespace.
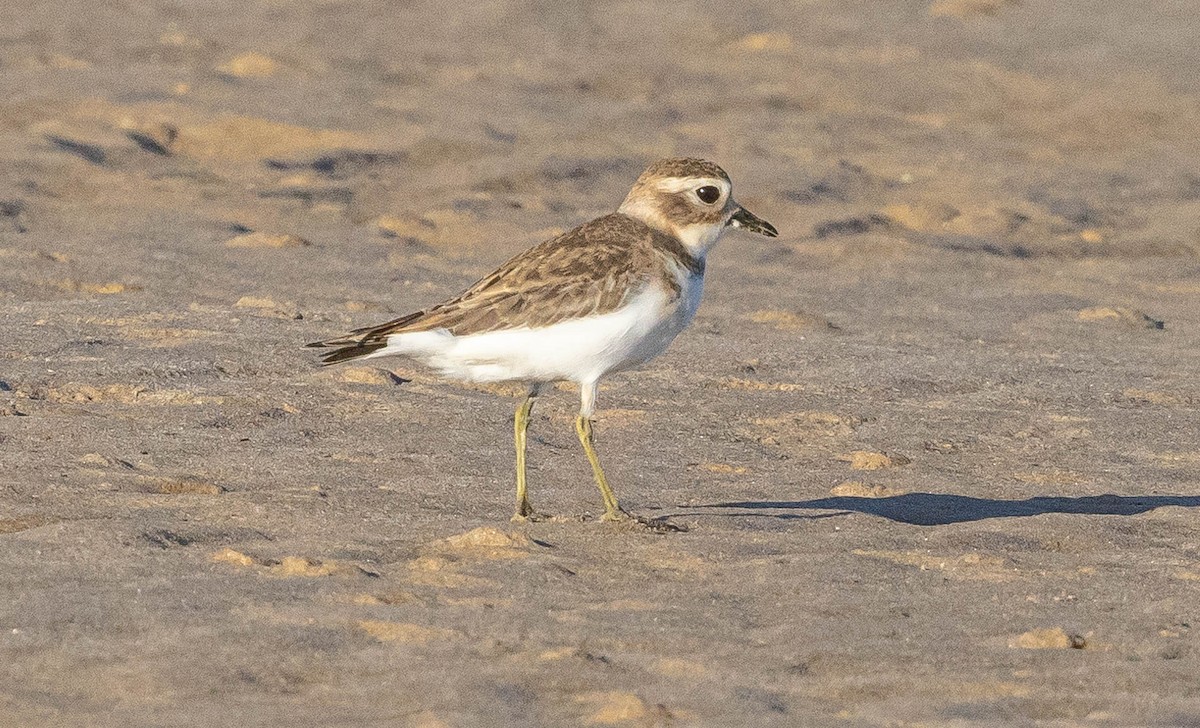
307,214,678,356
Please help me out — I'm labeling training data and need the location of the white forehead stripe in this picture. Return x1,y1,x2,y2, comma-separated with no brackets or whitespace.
652,177,731,196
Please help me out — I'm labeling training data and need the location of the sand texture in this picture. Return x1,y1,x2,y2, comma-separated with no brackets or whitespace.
3,0,1200,725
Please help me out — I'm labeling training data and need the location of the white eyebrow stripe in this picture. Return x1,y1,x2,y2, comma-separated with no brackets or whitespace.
652,177,731,196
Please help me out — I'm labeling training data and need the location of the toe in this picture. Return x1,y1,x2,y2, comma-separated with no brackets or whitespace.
600,510,686,532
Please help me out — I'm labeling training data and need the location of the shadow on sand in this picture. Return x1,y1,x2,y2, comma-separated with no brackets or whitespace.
693,493,1200,526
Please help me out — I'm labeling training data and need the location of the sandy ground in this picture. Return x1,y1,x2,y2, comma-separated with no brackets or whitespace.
3,0,1200,725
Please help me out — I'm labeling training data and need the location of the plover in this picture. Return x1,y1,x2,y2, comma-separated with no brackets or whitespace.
307,158,777,522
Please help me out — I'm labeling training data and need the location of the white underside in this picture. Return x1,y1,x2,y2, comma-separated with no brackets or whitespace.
361,276,704,387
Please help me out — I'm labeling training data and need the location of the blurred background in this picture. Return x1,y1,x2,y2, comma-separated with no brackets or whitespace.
3,0,1199,292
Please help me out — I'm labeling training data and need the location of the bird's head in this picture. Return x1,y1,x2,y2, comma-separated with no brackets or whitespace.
617,157,778,256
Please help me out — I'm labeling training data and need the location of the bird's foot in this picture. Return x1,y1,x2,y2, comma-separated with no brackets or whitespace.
601,508,687,533
511,501,550,523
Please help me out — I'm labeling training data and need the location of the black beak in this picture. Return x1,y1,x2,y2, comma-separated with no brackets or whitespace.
729,206,778,237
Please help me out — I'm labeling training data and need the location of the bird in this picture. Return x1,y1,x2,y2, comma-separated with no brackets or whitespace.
307,158,778,523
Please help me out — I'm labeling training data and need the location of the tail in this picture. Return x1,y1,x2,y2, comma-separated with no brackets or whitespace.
304,310,427,366
305,339,388,366
306,325,454,367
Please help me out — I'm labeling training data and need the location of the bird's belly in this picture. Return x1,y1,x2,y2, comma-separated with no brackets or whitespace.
411,283,697,384
610,273,703,372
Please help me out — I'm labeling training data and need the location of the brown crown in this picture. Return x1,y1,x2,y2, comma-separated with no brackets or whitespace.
635,158,730,184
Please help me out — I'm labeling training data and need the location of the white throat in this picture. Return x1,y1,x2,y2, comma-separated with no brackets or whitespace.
617,200,728,257
671,222,726,257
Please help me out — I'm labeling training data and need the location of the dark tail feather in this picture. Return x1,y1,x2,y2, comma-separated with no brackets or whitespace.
315,342,387,365
348,310,425,337
306,309,427,365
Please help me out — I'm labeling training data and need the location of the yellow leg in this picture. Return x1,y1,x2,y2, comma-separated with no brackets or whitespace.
512,390,540,521
574,415,625,521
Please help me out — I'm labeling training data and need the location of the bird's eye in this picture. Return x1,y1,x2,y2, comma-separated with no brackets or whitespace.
695,185,721,204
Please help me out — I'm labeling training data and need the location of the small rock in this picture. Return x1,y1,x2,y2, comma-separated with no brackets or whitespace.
441,526,530,551
575,691,659,725
211,548,255,567
840,451,911,470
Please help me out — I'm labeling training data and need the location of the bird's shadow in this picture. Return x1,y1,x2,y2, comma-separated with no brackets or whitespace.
676,492,1200,526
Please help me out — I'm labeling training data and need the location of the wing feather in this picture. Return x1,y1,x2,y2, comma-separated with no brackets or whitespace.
306,213,699,354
